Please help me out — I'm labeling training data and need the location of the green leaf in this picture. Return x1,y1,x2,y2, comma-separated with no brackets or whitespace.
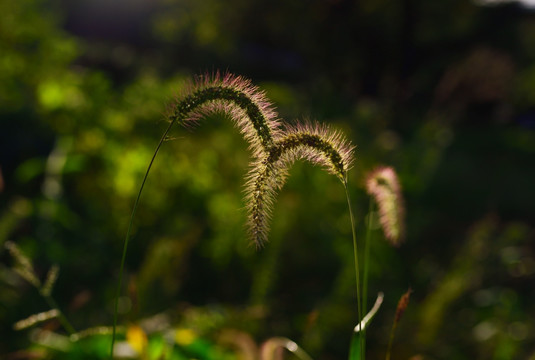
348,331,362,360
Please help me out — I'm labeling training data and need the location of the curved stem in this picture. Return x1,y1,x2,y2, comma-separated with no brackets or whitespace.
344,179,363,360
386,321,396,360
110,120,176,358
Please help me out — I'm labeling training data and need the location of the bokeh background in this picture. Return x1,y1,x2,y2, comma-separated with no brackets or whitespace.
1,0,535,359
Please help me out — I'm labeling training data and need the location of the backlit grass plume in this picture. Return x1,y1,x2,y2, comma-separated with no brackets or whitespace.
112,73,359,356
112,72,284,353
365,166,405,246
246,122,354,247
167,72,282,157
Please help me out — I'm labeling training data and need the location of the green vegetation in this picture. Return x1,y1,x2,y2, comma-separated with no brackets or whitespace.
1,0,535,359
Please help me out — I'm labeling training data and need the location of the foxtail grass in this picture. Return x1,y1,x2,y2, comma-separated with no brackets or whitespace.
166,72,282,157
111,72,284,355
362,166,405,358
246,122,354,247
244,121,361,357
112,72,363,359
365,166,405,246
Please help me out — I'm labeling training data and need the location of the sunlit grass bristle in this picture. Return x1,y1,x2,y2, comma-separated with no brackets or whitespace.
167,71,282,157
245,122,355,247
113,74,359,358
112,72,287,354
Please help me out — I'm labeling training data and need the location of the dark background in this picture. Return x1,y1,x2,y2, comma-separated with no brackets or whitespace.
1,0,534,359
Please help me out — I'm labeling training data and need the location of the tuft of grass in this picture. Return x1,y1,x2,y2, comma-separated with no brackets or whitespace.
4,241,75,335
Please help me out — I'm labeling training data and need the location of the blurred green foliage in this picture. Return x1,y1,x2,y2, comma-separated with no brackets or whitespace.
1,0,535,359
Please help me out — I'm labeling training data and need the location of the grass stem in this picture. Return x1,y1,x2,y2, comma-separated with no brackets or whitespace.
110,119,176,358
362,199,374,358
344,180,363,360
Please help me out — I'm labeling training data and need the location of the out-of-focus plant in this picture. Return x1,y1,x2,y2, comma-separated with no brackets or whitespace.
4,241,73,334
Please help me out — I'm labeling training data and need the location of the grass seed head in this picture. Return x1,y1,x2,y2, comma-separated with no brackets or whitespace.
246,122,355,247
278,122,355,181
42,264,60,297
5,241,41,287
394,288,412,324
365,166,405,245
167,72,282,157
13,309,60,331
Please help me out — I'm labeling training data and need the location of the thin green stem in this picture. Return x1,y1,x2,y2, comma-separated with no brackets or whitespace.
40,291,75,335
385,322,397,360
362,199,374,358
286,340,313,360
344,179,363,360
110,120,176,358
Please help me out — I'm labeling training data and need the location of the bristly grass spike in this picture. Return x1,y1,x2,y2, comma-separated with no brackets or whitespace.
245,121,355,248
166,71,283,158
365,166,405,246
112,73,362,358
